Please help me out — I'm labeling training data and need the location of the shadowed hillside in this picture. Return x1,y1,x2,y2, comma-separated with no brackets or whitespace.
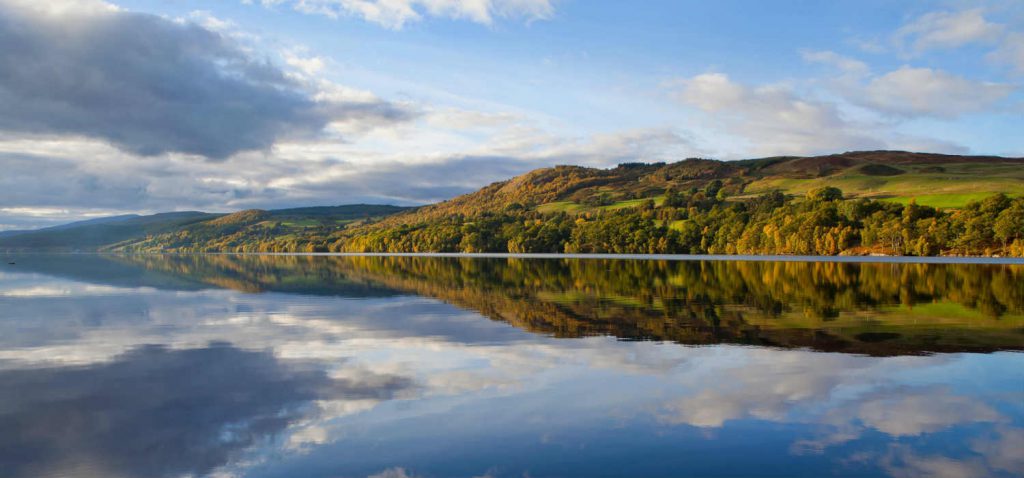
0,205,410,252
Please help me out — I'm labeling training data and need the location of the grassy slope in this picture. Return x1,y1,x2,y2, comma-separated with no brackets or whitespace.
374,152,1024,228
744,162,1024,208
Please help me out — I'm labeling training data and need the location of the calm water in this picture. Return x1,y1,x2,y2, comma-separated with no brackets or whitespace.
1,254,1022,478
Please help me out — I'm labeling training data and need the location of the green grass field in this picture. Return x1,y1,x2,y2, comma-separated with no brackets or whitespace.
537,197,666,214
275,218,354,228
667,220,688,232
536,201,585,213
744,162,1024,208
878,193,1010,209
600,197,665,210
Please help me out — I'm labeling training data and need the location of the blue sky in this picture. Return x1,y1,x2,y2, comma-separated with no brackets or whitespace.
0,0,1022,229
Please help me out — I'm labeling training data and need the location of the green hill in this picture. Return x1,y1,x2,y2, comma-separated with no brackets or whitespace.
334,151,1022,236
8,151,1024,256
313,151,1023,257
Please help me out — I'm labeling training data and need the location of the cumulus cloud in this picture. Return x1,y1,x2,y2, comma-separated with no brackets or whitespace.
0,119,697,229
0,0,412,159
894,8,1004,54
860,67,1015,118
802,50,1016,120
257,0,555,29
668,73,884,156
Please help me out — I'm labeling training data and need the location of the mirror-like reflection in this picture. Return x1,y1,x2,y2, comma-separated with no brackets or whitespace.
0,254,1021,478
104,254,1024,355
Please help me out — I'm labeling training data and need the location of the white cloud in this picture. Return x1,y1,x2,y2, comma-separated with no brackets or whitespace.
284,52,327,76
668,73,884,156
888,8,1024,76
802,51,1017,120
256,0,554,29
0,0,413,159
0,117,697,229
861,66,1015,118
801,50,869,77
0,0,117,16
894,8,1004,54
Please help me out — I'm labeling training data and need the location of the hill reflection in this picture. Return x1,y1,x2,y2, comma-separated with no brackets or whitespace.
89,254,1024,356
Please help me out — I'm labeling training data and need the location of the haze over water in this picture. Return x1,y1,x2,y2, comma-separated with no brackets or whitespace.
0,254,1022,478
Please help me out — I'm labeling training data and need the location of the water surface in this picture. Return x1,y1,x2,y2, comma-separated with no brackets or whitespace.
1,254,1022,477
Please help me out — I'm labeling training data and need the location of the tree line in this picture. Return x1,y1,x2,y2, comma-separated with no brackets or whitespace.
112,187,1024,257
337,188,1024,257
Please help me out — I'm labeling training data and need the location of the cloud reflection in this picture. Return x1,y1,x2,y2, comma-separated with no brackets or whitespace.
0,343,413,478
0,257,1022,477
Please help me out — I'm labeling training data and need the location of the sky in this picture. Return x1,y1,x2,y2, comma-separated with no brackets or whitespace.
0,0,1022,230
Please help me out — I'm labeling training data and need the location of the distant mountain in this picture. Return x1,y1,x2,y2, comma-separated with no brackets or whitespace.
0,214,140,238
0,205,412,251
0,212,217,251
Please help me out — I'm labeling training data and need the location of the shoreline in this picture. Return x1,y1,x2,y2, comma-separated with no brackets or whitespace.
163,251,1024,265
7,251,1024,265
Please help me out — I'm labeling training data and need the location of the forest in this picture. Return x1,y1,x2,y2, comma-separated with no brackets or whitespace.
112,186,1024,257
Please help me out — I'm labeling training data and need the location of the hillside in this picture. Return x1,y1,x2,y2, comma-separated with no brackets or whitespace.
0,212,217,251
0,205,410,252
105,204,411,252
369,151,1024,228
311,151,1023,257
10,151,1024,256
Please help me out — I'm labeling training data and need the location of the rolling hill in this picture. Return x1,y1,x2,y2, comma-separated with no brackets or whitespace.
368,151,1024,228
326,151,1024,256
6,151,1023,256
